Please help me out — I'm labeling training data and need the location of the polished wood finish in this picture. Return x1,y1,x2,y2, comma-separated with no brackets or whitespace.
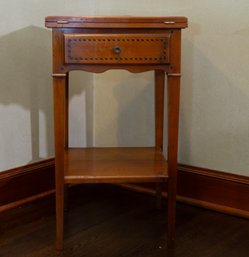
64,148,167,184
45,16,188,29
64,34,170,64
46,16,187,250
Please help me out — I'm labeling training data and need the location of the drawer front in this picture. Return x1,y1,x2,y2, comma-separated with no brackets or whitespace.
64,34,170,64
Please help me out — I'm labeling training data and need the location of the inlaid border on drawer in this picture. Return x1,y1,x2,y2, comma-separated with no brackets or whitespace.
64,34,171,64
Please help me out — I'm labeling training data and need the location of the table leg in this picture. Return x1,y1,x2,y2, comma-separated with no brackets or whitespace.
53,73,68,251
167,73,181,245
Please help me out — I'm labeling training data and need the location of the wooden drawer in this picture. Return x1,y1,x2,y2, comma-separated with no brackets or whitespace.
64,34,170,64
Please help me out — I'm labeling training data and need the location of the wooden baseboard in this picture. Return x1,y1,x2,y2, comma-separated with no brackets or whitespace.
177,164,249,218
0,159,55,212
1,159,249,219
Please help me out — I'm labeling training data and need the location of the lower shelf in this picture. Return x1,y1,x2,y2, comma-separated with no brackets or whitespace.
63,147,168,184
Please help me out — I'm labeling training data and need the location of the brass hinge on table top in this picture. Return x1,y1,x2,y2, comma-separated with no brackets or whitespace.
164,21,176,24
57,20,69,24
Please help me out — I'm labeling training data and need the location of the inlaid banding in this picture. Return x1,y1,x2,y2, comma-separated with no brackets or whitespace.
64,33,171,64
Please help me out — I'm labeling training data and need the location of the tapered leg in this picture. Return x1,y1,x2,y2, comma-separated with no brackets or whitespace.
167,74,181,245
53,73,68,251
154,70,165,151
64,73,69,213
154,70,165,209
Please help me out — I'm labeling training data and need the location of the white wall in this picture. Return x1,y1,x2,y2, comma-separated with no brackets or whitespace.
0,0,95,170
0,1,248,176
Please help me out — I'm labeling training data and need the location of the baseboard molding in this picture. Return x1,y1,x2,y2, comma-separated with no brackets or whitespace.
0,159,55,212
1,159,249,219
177,164,249,218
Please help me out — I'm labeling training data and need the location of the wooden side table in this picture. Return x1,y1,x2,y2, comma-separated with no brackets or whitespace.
45,16,188,250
